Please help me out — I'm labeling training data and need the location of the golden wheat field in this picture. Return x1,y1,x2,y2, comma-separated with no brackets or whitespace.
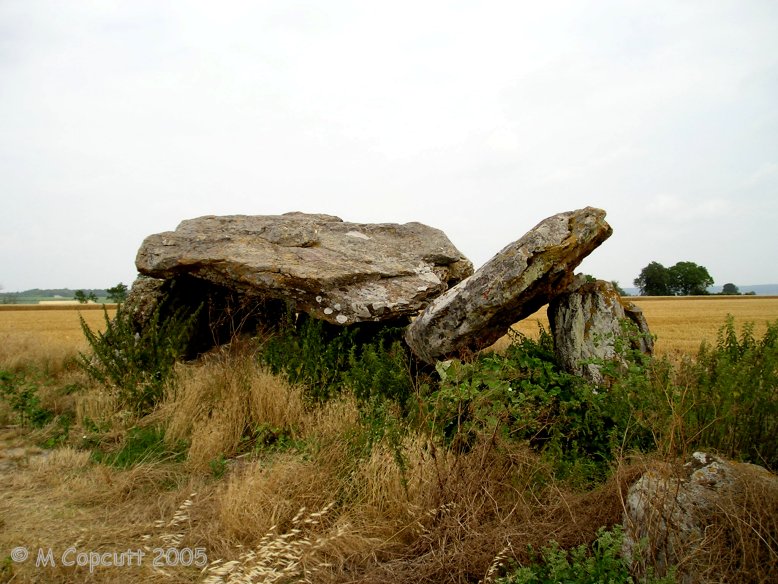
1,297,777,364
0,304,117,371
506,295,778,357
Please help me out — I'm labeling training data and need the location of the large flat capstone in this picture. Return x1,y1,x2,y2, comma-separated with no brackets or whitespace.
405,207,613,363
135,213,473,325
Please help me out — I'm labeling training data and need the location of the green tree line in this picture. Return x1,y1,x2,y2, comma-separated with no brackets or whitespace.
634,261,714,296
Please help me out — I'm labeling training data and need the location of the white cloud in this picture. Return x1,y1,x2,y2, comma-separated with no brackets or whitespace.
645,195,736,222
742,162,778,188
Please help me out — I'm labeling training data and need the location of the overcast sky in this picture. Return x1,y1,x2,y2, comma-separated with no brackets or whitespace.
1,1,776,292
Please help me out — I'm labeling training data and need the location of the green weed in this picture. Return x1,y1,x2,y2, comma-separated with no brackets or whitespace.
91,425,187,468
601,316,778,469
79,304,199,415
426,329,628,484
0,369,54,427
260,311,414,407
209,454,228,479
260,312,357,402
496,525,674,584
682,316,778,468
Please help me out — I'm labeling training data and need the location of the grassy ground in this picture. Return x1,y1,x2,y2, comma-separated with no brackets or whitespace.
0,367,637,583
1,298,776,583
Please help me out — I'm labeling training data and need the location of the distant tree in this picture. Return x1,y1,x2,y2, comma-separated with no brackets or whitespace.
635,261,715,296
74,290,97,304
106,283,129,303
721,283,740,295
0,285,19,305
634,262,672,296
611,281,628,296
668,261,714,295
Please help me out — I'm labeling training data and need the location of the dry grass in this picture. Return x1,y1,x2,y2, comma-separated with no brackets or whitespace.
163,343,307,471
2,383,773,583
1,358,638,584
0,425,208,583
2,301,777,582
701,465,778,582
201,502,345,584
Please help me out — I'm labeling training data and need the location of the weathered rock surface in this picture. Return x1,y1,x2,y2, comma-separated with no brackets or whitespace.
548,277,653,383
404,207,612,363
123,275,165,328
623,452,778,583
135,213,472,326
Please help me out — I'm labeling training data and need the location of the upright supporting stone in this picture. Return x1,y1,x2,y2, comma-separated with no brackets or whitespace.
548,277,653,384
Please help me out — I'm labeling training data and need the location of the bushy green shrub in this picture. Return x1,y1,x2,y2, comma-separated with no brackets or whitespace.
496,525,674,584
260,312,356,402
426,329,630,482
79,304,199,415
682,317,778,468
0,369,54,427
343,337,415,406
260,312,414,406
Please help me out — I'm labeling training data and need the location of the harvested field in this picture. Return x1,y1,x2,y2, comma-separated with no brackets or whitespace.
498,296,778,357
629,296,778,357
0,304,116,371
0,298,776,366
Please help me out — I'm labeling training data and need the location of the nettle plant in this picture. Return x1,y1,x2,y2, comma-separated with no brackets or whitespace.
593,315,778,469
260,311,415,407
426,328,630,481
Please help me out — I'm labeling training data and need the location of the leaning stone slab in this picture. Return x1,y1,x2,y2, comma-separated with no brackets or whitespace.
405,207,612,363
548,277,653,383
135,212,472,326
